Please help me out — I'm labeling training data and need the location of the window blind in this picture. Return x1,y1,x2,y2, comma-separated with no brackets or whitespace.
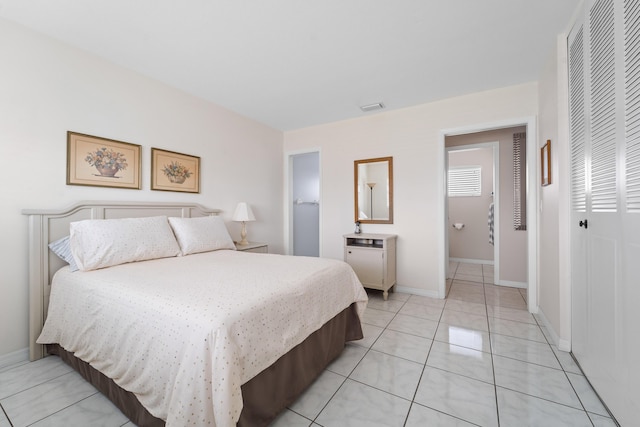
448,166,482,197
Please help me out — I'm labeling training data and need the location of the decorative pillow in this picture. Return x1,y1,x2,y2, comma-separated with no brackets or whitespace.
48,236,79,272
168,216,236,255
70,216,181,271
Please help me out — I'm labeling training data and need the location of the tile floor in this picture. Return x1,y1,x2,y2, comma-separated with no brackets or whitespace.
0,262,618,426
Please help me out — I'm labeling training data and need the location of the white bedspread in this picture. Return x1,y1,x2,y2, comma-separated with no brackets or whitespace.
38,251,368,427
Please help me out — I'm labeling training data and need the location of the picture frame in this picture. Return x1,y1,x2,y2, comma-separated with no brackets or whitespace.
151,148,200,193
67,131,141,189
541,139,551,186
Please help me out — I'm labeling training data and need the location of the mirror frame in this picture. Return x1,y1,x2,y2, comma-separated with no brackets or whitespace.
354,156,393,224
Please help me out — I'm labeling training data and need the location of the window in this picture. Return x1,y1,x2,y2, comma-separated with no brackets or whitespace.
448,166,482,197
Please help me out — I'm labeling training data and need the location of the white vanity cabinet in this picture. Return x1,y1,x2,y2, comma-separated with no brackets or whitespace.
344,233,397,300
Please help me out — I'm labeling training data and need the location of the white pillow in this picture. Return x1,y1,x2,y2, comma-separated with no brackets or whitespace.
70,216,181,271
168,216,236,255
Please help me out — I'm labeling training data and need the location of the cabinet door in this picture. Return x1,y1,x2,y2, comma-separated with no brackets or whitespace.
346,249,383,285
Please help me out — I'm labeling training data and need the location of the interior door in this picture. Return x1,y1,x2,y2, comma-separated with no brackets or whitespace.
621,0,640,417
568,16,589,361
569,1,640,424
291,152,320,257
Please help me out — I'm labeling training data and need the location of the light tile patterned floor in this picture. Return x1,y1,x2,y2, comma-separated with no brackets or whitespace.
0,263,618,426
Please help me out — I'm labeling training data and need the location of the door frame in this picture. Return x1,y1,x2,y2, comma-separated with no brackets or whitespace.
445,141,500,283
284,148,322,256
438,117,538,312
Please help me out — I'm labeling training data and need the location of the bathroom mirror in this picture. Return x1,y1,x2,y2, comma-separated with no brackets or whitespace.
354,156,393,224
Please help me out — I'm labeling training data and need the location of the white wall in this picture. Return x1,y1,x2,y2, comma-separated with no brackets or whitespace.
284,83,538,296
536,33,572,349
0,19,284,358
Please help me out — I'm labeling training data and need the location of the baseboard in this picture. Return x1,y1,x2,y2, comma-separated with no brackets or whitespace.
0,347,29,370
497,280,527,289
450,258,494,265
395,285,441,299
557,338,571,352
534,308,561,348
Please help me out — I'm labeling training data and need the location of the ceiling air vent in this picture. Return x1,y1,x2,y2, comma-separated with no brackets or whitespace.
360,102,385,112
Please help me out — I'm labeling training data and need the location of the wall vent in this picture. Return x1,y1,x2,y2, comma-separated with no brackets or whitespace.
360,102,385,112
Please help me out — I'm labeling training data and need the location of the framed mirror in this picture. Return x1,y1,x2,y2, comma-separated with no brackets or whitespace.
354,156,393,224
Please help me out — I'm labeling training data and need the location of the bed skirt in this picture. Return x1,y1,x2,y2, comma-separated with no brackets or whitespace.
48,302,363,427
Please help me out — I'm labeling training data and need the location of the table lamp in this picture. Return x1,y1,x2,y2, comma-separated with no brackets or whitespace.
232,202,256,245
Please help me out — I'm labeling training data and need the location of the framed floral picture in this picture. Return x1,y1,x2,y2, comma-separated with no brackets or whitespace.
151,148,200,193
67,131,141,189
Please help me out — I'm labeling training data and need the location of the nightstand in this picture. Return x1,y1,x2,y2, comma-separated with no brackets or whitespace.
235,242,268,253
344,233,397,300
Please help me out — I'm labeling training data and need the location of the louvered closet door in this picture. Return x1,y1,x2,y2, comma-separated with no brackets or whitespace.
621,0,640,421
569,0,640,423
568,18,590,368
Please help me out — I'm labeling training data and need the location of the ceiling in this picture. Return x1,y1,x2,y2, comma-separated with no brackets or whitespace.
0,0,581,131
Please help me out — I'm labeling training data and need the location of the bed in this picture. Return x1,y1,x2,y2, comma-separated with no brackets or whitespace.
22,201,367,427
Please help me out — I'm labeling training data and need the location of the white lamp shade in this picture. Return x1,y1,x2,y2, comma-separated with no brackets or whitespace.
232,202,256,222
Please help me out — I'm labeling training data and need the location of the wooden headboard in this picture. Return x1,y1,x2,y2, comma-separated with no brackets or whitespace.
22,201,221,361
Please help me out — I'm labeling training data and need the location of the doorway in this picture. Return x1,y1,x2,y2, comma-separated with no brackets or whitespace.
287,151,320,257
446,142,499,284
438,118,538,311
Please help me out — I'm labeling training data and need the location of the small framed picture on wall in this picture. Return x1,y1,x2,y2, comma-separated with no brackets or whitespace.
541,140,551,187
67,131,141,189
151,148,200,193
